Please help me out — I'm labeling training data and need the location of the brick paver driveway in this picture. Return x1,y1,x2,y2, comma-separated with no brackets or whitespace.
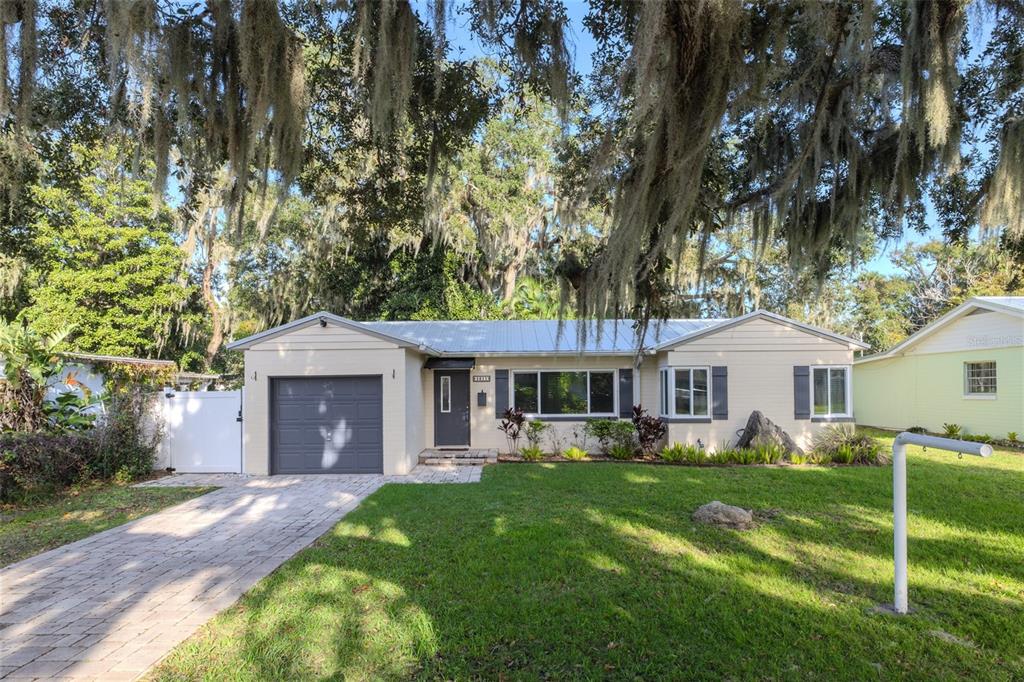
0,466,482,680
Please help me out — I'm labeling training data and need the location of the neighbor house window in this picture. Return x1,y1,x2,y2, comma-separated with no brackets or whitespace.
440,375,451,413
512,370,616,416
812,366,850,417
659,367,710,418
964,361,997,396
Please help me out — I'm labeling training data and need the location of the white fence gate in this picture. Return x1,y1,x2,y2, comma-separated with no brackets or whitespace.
163,390,243,473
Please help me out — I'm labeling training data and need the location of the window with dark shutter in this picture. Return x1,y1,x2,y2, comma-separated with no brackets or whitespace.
793,366,810,419
711,366,728,420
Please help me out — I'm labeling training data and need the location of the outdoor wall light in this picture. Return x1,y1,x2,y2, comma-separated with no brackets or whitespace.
319,316,327,327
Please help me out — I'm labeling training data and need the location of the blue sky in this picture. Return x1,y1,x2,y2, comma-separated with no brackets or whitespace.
437,2,1003,278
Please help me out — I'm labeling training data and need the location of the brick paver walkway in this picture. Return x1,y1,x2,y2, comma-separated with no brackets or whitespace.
0,465,482,680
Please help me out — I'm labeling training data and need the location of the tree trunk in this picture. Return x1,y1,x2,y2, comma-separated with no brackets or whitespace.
200,214,223,366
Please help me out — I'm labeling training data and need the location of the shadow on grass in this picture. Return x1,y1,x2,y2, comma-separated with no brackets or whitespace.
156,458,1024,681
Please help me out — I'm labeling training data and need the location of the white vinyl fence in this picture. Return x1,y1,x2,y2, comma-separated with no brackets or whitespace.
162,389,243,473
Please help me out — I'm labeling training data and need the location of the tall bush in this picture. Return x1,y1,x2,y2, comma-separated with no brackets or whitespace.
0,322,72,432
92,386,161,480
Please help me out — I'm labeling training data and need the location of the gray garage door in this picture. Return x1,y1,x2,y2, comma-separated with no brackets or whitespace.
271,376,384,474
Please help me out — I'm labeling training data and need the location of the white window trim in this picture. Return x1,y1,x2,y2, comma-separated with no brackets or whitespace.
810,365,853,418
439,375,452,413
510,369,618,418
963,361,997,399
659,366,712,419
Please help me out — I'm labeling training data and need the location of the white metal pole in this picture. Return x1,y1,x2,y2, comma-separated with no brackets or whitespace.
893,439,908,614
890,432,993,615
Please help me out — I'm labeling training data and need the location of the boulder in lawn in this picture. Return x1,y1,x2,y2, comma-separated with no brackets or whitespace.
735,410,804,456
692,501,754,530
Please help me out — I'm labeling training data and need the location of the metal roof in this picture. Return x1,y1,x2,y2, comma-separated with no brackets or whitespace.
359,319,724,355
973,296,1024,313
227,309,869,355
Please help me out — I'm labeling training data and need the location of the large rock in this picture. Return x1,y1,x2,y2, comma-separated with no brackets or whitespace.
692,501,754,529
735,410,804,455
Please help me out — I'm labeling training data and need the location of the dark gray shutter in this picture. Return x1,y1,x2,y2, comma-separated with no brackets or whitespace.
495,369,509,415
618,369,634,418
793,366,810,419
711,366,728,420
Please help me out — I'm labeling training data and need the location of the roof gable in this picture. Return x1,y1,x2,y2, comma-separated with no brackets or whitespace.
655,310,868,351
855,297,1024,364
225,312,436,352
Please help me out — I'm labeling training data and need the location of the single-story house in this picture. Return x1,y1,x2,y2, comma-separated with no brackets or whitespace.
226,310,868,475
854,296,1023,438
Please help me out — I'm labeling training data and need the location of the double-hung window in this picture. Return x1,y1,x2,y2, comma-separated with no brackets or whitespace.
964,361,997,397
659,367,710,418
811,366,850,417
512,370,616,416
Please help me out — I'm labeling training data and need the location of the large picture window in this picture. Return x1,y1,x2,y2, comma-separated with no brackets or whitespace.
964,361,997,396
512,370,616,416
812,366,850,417
659,367,710,418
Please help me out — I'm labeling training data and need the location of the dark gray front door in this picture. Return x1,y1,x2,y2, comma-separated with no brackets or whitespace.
271,376,383,474
434,370,470,446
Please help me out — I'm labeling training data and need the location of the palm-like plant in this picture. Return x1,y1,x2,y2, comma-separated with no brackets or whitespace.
0,321,73,432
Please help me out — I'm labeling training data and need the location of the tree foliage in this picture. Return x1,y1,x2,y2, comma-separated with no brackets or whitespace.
4,2,1018,329
0,1,1021,369
20,144,192,357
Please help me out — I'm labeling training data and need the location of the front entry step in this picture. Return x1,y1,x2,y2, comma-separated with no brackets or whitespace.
419,448,498,465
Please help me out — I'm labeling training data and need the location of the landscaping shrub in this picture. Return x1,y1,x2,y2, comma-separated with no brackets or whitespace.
659,443,687,463
584,419,636,455
0,322,75,432
942,423,963,438
1008,432,1019,444
0,386,161,501
732,448,758,465
660,443,706,465
524,420,549,449
753,444,785,464
812,426,888,465
0,431,97,501
631,405,666,454
498,407,526,455
43,391,98,432
520,445,544,461
562,446,588,460
546,428,567,455
608,443,635,460
91,387,160,480
788,452,811,465
907,426,927,434
962,434,993,444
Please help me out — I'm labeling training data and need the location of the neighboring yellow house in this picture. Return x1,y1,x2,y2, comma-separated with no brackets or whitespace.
854,297,1024,438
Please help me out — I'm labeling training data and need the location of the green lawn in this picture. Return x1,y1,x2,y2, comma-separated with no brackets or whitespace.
152,433,1023,681
0,482,214,567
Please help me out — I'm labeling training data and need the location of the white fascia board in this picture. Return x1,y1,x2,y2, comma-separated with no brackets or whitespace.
225,312,440,354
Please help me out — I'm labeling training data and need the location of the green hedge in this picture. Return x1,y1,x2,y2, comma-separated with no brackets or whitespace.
0,390,159,501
